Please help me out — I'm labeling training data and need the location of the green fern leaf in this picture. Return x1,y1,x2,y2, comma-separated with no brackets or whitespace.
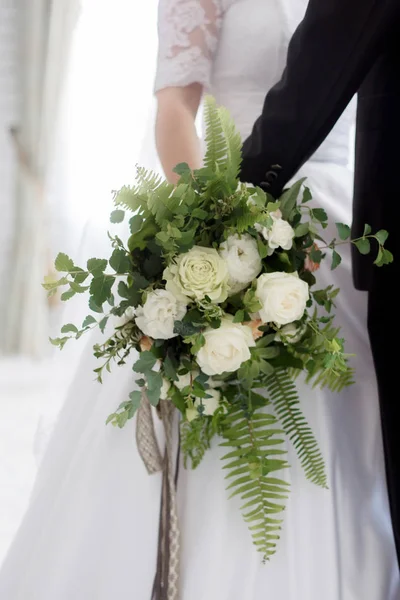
147,184,179,226
265,369,328,488
219,106,242,182
203,96,227,173
181,418,215,469
113,185,147,213
113,166,173,219
220,404,289,561
234,206,260,233
305,365,354,392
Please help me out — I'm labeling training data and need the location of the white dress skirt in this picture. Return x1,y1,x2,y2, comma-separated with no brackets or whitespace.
0,0,399,598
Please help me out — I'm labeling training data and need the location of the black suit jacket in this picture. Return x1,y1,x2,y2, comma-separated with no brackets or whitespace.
240,0,400,291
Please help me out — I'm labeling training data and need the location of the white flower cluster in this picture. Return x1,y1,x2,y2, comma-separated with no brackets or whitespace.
133,214,308,378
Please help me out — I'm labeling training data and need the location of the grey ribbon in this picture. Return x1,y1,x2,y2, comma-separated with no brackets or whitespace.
136,394,180,600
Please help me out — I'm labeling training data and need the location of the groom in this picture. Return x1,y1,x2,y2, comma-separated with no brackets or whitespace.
240,0,400,565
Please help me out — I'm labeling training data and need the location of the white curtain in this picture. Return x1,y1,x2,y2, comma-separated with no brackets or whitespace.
31,0,161,459
3,0,80,357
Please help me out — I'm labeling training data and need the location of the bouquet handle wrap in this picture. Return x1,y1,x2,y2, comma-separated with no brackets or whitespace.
136,394,180,600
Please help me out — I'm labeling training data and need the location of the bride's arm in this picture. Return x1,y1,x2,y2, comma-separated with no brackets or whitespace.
154,0,223,183
156,84,202,184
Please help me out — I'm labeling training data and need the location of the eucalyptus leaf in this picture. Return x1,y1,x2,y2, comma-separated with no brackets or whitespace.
55,253,75,273
133,351,157,374
90,275,115,306
110,209,125,224
354,238,371,255
335,222,351,241
61,324,78,334
375,229,388,246
331,250,342,270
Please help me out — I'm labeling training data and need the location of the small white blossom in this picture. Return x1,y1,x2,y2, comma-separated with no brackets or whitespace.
275,322,306,345
219,234,262,295
135,289,187,340
186,389,222,421
258,214,295,252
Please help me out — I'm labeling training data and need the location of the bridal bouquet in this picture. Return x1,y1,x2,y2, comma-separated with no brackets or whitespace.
45,97,392,561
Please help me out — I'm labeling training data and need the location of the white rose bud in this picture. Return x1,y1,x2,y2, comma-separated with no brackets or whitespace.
196,318,256,376
186,408,198,422
135,289,187,340
275,322,306,345
259,215,295,251
256,272,309,326
219,234,262,295
195,389,221,415
160,378,171,400
186,389,221,421
123,306,136,321
163,246,229,304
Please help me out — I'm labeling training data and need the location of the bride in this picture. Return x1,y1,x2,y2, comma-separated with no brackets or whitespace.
1,0,399,598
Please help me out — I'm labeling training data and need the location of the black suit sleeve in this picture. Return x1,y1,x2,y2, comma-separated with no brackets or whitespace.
240,0,399,196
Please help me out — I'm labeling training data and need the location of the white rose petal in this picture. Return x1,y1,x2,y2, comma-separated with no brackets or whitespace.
259,216,295,251
256,272,309,326
219,234,262,295
175,370,199,391
160,378,171,400
275,322,306,345
135,289,187,340
196,318,256,376
163,246,229,303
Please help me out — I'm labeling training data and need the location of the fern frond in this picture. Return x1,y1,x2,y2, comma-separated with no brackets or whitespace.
147,184,179,226
234,206,260,233
219,106,242,182
220,404,289,561
181,418,215,469
113,166,172,218
113,185,148,213
135,166,164,192
203,96,227,173
265,369,327,488
305,365,355,392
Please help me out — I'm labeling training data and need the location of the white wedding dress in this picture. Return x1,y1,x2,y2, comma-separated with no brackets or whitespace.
1,0,399,598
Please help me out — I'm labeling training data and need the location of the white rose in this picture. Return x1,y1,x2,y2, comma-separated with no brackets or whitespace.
256,272,309,326
186,389,221,421
175,370,199,391
135,289,187,340
275,322,306,345
160,378,171,400
196,318,256,376
258,216,295,251
164,246,229,303
219,234,262,294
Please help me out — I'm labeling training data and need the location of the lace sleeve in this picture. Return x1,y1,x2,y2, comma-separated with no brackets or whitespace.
154,0,222,93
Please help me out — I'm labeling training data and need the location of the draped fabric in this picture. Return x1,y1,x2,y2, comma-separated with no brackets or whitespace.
3,0,80,357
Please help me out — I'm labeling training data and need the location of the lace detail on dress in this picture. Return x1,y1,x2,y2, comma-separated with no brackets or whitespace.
154,0,223,92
